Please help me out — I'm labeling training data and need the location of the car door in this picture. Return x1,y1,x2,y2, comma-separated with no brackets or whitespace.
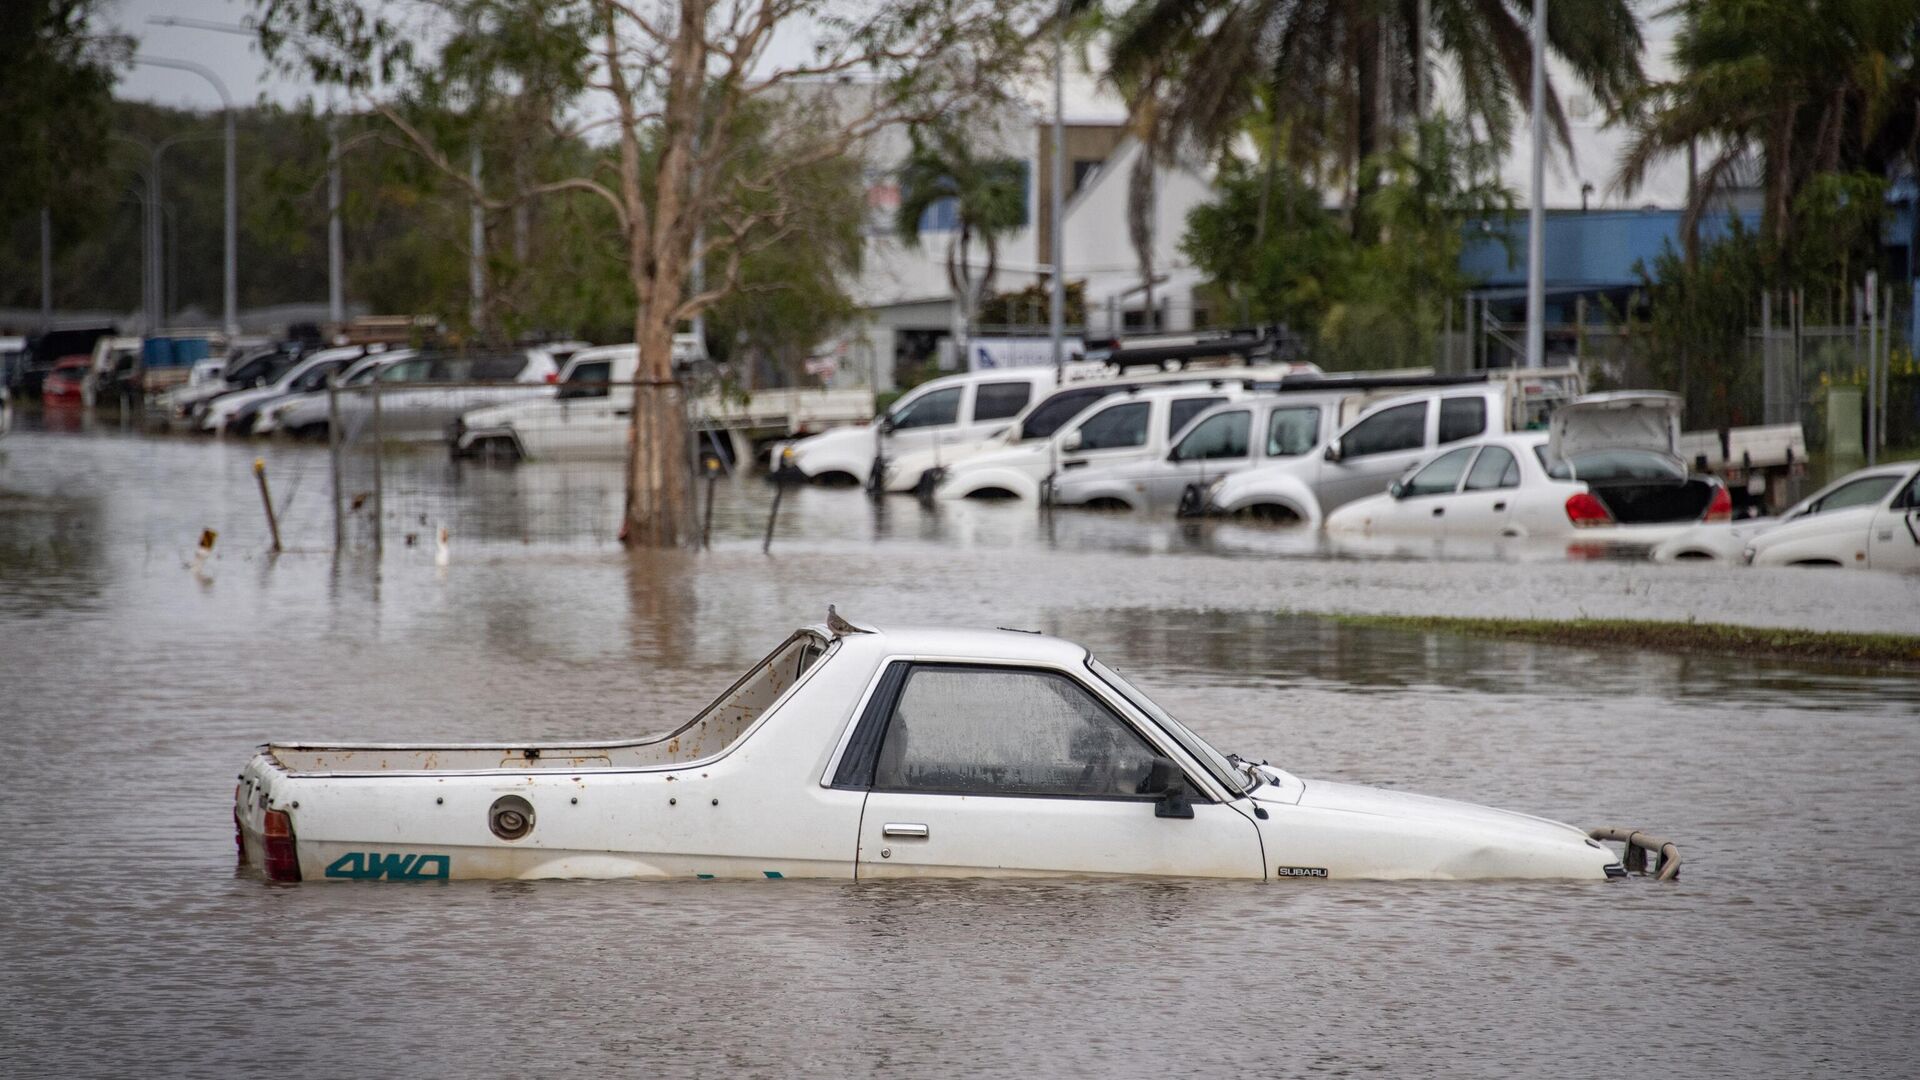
1319,399,1431,512
1383,445,1477,536
1446,444,1521,538
1118,396,1232,506
849,663,1264,879
1866,469,1920,570
1057,398,1155,475
880,384,965,460
1150,407,1256,506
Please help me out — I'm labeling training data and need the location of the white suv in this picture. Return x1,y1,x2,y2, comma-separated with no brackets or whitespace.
933,384,1250,502
783,367,1060,487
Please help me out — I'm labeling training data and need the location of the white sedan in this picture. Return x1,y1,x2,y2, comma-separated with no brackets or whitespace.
1738,462,1920,570
1326,431,1730,545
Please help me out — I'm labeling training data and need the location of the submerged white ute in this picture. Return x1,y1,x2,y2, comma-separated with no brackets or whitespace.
234,610,1680,883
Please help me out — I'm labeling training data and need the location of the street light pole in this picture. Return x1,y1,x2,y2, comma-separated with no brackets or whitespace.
329,118,345,328
1525,0,1547,370
134,55,238,339
1049,2,1067,377
40,207,53,329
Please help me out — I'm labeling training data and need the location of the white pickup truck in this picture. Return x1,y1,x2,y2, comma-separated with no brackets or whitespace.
234,613,1676,883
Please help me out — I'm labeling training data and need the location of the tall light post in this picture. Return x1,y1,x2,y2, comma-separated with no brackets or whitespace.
134,54,238,339
1525,0,1547,370
1048,1,1068,376
112,131,221,333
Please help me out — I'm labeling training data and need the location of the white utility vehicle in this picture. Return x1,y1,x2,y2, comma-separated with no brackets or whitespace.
452,344,874,463
931,384,1248,502
234,613,1678,884
783,367,1062,487
1737,462,1920,570
1047,382,1435,513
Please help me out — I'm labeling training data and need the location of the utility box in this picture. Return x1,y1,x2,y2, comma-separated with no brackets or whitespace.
1827,386,1864,471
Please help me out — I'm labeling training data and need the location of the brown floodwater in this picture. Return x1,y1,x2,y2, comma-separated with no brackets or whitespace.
2,423,1917,1077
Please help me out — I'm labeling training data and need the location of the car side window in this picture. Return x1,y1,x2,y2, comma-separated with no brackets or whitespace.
1890,472,1920,509
1464,446,1520,490
1811,475,1901,514
889,386,963,430
1342,401,1428,458
472,354,529,380
972,381,1032,422
1266,406,1321,457
1438,397,1487,444
378,358,432,383
872,666,1165,798
1400,446,1476,497
1075,401,1151,450
1168,396,1226,437
1018,387,1111,440
1171,410,1251,461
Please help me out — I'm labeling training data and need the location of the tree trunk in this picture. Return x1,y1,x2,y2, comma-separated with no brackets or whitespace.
621,0,705,548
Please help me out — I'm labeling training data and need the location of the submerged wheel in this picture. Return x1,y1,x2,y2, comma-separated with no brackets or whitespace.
472,436,522,464
812,470,860,487
1235,503,1302,526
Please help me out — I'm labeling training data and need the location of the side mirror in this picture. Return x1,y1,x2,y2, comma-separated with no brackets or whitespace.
878,414,897,434
1389,480,1406,499
1323,438,1343,463
1139,757,1195,819
1061,430,1083,453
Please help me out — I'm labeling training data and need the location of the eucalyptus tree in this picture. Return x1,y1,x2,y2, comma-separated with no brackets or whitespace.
893,123,1030,355
254,0,1042,547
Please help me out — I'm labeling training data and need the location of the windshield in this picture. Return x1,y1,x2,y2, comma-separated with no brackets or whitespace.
1087,657,1246,796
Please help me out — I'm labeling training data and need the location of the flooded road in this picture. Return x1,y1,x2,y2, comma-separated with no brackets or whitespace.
2,425,1918,1077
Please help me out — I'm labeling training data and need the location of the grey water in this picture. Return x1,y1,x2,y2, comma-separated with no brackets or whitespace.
1,424,1917,1077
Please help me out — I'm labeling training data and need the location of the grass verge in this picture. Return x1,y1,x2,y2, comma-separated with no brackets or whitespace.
1317,613,1920,668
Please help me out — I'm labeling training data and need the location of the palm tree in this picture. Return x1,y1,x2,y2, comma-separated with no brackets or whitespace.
1107,0,1645,221
894,124,1030,358
1614,0,1920,255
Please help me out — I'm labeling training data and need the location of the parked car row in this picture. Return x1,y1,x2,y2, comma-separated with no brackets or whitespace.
774,362,1802,561
1651,461,1920,570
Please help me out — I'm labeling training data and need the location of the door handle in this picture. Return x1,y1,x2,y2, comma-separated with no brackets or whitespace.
1431,506,1444,517
882,822,929,839
1492,501,1507,511
1062,459,1089,469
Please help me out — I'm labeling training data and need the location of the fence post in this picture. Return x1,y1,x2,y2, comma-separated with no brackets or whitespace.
371,379,385,555
328,378,344,551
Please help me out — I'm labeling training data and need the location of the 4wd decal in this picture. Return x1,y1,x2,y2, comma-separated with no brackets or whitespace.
324,852,452,881
1275,865,1328,879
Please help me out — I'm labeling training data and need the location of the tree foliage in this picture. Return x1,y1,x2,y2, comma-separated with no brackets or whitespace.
0,1,124,230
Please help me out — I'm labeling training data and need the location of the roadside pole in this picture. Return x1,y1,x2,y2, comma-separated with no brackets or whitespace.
328,379,345,550
370,382,385,556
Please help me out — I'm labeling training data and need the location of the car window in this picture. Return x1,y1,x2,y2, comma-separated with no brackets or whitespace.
1168,396,1226,437
289,360,348,392
872,666,1163,798
378,357,433,382
567,360,612,384
1810,474,1901,514
1266,406,1321,457
1533,447,1685,482
1401,446,1476,497
1342,401,1427,458
472,354,529,380
1171,410,1251,461
1893,472,1920,510
889,386,962,430
1438,397,1487,444
972,381,1032,422
1018,387,1111,440
1075,401,1151,450
1464,446,1520,490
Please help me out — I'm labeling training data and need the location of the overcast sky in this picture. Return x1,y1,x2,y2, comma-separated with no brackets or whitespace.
112,0,303,110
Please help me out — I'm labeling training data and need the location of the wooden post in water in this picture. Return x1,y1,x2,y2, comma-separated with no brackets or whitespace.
253,458,283,554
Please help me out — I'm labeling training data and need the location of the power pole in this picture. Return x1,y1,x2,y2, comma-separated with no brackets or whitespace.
469,141,485,334
329,118,346,329
1525,0,1547,369
1049,2,1067,377
39,206,52,329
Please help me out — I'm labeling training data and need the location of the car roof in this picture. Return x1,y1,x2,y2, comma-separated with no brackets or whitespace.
816,622,1091,667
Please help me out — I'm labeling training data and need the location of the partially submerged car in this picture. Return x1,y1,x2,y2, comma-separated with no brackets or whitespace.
1738,462,1920,570
235,613,1676,883
1326,395,1732,546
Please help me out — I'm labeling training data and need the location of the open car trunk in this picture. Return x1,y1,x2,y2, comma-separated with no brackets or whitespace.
1587,477,1716,525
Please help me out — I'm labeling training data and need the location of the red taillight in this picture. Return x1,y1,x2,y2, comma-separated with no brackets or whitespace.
1704,484,1732,523
545,372,558,383
262,808,302,882
1564,491,1615,528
